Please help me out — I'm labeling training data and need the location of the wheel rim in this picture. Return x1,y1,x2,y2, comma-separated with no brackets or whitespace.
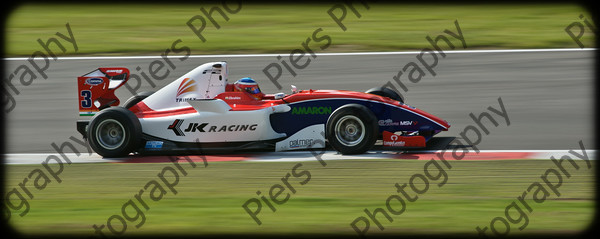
95,119,126,150
334,115,365,147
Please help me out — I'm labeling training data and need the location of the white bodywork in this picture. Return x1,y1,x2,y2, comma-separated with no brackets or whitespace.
142,62,228,111
139,103,290,143
137,61,325,148
275,124,326,151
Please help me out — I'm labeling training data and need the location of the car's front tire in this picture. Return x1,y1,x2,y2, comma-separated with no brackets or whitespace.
88,107,142,157
326,104,378,155
365,87,404,103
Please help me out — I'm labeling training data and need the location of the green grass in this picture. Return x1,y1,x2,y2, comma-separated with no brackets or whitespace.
4,3,594,56
5,159,595,236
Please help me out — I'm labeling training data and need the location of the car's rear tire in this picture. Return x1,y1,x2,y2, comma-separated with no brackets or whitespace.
326,104,378,155
123,91,154,109
366,87,404,103
88,107,142,157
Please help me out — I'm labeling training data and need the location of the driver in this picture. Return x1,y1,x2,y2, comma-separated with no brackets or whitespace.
234,77,265,100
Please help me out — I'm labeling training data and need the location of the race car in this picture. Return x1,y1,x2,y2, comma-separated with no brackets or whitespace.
76,61,450,157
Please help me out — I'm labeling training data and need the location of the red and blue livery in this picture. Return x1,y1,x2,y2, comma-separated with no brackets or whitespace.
76,61,450,157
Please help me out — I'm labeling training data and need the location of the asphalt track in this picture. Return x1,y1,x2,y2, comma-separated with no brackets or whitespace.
2,49,595,155
4,150,596,165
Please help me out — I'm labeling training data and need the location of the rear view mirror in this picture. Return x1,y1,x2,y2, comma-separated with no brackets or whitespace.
274,93,285,100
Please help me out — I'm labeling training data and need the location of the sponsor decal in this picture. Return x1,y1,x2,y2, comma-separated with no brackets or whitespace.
85,78,104,86
145,141,164,149
291,106,332,115
382,131,426,147
168,119,258,136
399,120,417,126
175,97,198,103
275,124,326,152
105,69,123,73
378,119,418,126
175,78,197,102
383,134,406,147
168,119,185,136
183,123,209,133
379,119,398,126
289,138,314,148
225,96,242,100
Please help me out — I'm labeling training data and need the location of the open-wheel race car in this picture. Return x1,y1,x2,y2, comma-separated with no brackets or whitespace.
76,61,450,157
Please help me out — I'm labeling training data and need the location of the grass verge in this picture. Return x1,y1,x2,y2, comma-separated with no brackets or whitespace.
5,159,595,236
4,3,594,56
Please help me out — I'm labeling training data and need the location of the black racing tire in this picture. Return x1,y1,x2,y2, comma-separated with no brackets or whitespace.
123,91,155,109
365,87,404,103
87,107,142,157
326,104,379,155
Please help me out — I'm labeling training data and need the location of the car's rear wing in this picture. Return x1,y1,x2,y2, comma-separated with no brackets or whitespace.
77,67,129,116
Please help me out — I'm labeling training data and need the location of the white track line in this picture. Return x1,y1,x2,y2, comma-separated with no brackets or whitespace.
3,48,595,61
3,150,596,165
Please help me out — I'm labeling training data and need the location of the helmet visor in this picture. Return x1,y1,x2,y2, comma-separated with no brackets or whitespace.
245,86,261,94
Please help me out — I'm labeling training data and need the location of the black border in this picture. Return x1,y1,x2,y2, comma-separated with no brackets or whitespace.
1,0,598,238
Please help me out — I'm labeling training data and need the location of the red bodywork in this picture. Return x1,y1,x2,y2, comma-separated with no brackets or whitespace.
129,87,450,133
77,68,130,116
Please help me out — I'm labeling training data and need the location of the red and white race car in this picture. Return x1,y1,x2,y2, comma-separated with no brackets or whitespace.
76,61,450,157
